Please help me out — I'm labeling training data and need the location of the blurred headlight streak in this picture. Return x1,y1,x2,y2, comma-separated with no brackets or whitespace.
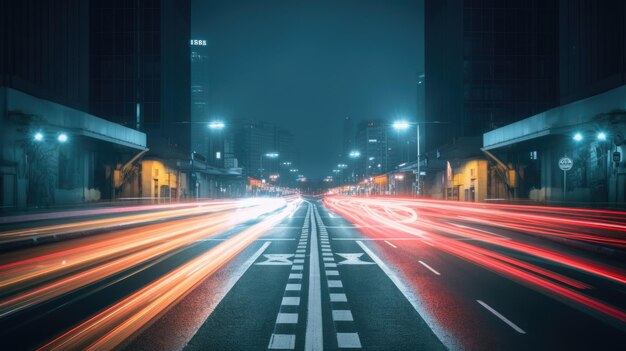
37,198,300,351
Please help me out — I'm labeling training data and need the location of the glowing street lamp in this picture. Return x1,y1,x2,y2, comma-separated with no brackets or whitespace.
573,132,583,142
392,120,410,130
597,132,607,141
57,133,68,143
34,132,44,142
349,150,361,158
208,121,225,129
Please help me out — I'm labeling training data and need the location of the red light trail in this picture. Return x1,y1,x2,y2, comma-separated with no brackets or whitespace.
324,196,626,325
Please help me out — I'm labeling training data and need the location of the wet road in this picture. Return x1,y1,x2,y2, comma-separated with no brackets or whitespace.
0,196,624,350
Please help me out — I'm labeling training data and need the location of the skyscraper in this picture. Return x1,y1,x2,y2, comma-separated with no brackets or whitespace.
424,0,559,150
89,0,191,153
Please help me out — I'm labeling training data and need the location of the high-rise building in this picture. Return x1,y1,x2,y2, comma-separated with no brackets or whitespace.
559,0,626,105
89,0,191,153
0,0,90,111
235,120,277,179
0,1,146,209
424,0,559,151
190,38,210,161
355,120,404,178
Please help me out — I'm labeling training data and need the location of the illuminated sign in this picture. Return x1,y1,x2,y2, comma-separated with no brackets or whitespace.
190,39,207,46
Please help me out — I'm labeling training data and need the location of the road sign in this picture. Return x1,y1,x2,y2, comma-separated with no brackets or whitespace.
558,157,573,171
613,151,621,163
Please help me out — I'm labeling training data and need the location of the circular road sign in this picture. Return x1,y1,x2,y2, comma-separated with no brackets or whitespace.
559,157,573,171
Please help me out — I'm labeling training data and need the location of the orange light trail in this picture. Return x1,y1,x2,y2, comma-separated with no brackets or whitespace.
36,198,301,351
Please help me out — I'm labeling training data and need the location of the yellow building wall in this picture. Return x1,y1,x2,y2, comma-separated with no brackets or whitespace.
450,159,488,202
141,160,178,199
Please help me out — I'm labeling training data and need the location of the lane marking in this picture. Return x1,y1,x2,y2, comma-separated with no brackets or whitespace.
384,240,397,248
336,253,375,265
281,297,300,306
286,284,302,291
305,204,323,351
336,333,362,348
269,334,296,349
332,310,354,321
327,280,343,288
328,213,335,218
256,254,294,265
418,260,441,276
276,313,299,324
330,293,347,302
356,241,453,349
476,300,526,334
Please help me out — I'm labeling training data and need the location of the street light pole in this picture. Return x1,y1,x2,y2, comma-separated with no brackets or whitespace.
416,123,420,196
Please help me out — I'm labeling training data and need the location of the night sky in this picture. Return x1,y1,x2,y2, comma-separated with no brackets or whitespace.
193,0,424,178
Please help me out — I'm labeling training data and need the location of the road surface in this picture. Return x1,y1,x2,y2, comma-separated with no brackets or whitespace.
0,196,624,350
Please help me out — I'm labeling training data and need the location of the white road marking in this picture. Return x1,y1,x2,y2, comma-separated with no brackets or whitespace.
294,259,305,264
256,254,294,265
286,284,302,291
324,262,337,268
289,273,302,279
477,300,526,334
292,265,303,270
276,313,299,324
323,257,334,262
268,334,296,349
282,297,300,306
384,240,397,248
295,254,305,258
305,204,323,351
336,253,375,265
336,333,362,348
326,270,339,276
330,293,347,302
327,280,343,288
418,260,441,276
328,212,335,218
356,241,453,349
332,310,354,321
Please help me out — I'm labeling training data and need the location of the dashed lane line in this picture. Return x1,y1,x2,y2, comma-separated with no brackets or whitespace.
315,205,362,349
355,240,453,349
418,260,441,276
476,300,526,334
384,240,397,248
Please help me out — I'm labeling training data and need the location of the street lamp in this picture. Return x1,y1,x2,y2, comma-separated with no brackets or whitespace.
57,133,68,143
573,132,584,142
392,119,448,196
208,121,225,129
597,132,607,141
34,132,44,142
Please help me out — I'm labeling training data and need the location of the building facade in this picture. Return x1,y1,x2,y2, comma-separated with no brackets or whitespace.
0,1,148,210
89,0,191,153
424,0,559,151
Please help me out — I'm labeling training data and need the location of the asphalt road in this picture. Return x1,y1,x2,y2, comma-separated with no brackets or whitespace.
1,197,624,350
